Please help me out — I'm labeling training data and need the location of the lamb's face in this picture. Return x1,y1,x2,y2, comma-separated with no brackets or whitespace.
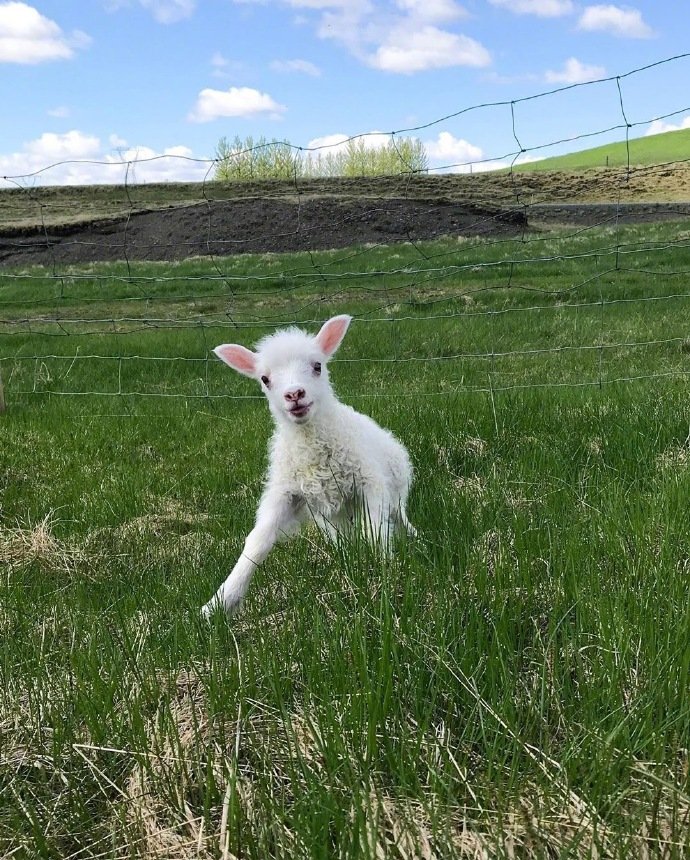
257,340,332,425
213,315,352,427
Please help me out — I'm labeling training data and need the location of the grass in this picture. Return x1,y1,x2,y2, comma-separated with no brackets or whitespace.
1,218,690,857
514,127,690,173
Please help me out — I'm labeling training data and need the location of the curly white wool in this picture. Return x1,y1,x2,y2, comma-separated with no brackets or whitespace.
202,314,415,617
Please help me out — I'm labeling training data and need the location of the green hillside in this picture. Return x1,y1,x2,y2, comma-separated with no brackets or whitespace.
515,127,690,172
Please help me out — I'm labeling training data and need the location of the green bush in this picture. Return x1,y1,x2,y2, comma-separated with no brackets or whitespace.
214,134,428,181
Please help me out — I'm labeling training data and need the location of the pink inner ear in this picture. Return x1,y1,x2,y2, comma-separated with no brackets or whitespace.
315,315,352,357
214,344,257,377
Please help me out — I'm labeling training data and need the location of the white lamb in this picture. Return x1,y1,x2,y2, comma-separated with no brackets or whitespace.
202,314,415,617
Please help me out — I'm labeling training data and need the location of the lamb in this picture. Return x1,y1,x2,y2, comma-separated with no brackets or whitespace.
202,314,415,617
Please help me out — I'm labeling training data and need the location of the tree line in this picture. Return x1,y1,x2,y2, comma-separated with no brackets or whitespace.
214,135,428,181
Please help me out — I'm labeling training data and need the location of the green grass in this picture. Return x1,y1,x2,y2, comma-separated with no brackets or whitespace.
2,221,690,858
515,127,690,172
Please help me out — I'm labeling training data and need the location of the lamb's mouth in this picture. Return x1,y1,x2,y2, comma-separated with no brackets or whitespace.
288,402,313,419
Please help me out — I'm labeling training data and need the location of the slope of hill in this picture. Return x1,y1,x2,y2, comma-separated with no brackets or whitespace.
515,127,690,172
2,158,690,236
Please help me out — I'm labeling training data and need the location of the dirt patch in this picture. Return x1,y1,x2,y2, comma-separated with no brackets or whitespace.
0,197,527,267
2,165,690,267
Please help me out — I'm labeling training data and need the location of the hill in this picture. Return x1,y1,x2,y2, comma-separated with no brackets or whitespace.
2,159,690,236
514,127,690,172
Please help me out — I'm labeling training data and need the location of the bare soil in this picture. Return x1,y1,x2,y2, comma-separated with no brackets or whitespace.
2,166,690,267
0,198,530,267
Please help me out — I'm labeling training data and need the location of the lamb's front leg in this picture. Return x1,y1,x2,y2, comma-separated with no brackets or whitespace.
202,491,302,618
361,490,395,553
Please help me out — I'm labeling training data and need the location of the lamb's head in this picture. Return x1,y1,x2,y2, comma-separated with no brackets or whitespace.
214,315,352,426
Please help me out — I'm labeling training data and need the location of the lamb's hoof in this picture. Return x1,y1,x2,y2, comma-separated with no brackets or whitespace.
201,598,224,621
200,596,241,621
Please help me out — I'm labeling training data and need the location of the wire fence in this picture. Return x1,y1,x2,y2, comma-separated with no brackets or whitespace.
2,54,690,409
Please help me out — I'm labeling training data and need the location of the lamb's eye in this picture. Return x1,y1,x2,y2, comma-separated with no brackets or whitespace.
313,362,322,376
260,375,270,387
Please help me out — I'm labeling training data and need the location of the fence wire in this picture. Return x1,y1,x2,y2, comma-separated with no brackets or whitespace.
2,53,690,408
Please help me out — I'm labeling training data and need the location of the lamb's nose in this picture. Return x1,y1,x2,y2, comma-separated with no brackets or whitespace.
284,387,306,403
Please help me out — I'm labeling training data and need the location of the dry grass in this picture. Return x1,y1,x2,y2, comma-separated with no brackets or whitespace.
2,164,690,231
113,667,451,858
656,440,690,471
0,511,85,575
84,496,216,566
0,499,213,577
103,670,690,859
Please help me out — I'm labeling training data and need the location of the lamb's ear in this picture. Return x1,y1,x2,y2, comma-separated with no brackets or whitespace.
315,314,352,358
213,344,257,378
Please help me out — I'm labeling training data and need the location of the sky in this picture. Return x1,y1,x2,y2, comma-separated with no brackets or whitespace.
0,0,689,186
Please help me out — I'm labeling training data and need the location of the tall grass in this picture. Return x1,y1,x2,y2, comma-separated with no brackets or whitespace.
1,223,690,857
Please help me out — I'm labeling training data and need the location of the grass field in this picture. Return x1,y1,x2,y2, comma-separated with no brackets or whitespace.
514,128,690,173
2,217,690,857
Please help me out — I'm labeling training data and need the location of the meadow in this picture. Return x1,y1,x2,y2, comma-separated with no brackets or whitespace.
1,216,690,858
513,127,690,174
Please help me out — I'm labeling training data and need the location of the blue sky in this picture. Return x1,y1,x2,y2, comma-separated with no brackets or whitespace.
1,0,689,185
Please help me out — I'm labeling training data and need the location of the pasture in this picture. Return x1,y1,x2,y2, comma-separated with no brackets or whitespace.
513,127,690,173
1,215,690,857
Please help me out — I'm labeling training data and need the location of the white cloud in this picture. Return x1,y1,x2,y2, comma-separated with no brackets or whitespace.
108,133,129,149
0,130,211,186
108,145,211,182
395,0,467,22
545,57,606,84
306,133,350,152
107,0,196,23
488,0,574,16
233,0,490,75
424,131,483,171
577,5,654,38
0,129,100,183
211,51,228,68
306,131,391,153
188,86,287,122
646,116,690,136
141,0,196,22
0,1,90,64
371,25,490,73
208,52,247,78
284,0,367,8
314,2,374,55
270,58,321,76
47,105,71,118
307,130,488,173
23,130,101,161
